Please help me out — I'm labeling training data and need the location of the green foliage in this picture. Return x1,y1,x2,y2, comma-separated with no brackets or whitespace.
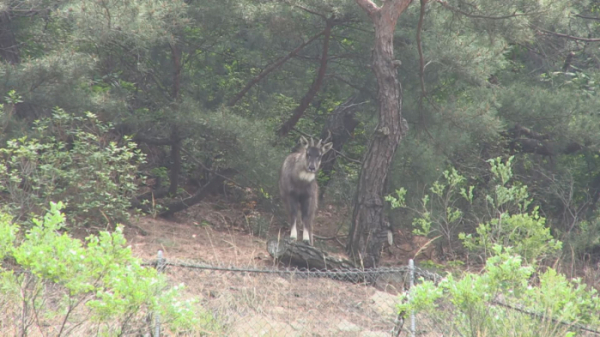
460,157,562,264
461,211,562,264
399,246,600,337
388,157,561,263
0,203,214,335
387,167,472,250
0,108,145,226
384,188,407,210
0,212,17,260
0,0,599,273
4,90,23,105
0,202,216,335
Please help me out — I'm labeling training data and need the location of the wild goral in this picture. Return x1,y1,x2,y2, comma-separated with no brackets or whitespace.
279,135,332,245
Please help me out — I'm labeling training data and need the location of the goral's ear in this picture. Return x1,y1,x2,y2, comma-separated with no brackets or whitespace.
322,142,333,154
299,136,309,148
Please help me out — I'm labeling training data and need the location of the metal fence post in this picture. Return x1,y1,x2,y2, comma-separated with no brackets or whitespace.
409,259,415,337
155,250,165,337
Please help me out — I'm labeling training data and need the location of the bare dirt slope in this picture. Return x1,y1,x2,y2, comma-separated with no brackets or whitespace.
124,200,418,336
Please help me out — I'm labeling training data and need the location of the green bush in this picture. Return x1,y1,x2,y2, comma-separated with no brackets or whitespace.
0,108,145,226
0,202,218,335
398,245,600,337
459,157,562,264
461,210,562,264
386,156,562,264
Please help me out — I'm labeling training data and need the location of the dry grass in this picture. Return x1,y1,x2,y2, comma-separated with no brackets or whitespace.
164,265,401,336
0,276,154,336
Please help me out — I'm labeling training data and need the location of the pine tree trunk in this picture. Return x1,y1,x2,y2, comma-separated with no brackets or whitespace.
347,0,411,268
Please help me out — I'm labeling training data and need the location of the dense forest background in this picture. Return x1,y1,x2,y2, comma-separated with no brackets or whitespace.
3,0,600,334
1,0,600,272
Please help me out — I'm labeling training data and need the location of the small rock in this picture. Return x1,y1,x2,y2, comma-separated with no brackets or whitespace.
271,306,286,315
338,319,361,332
229,315,301,337
361,331,390,337
290,320,305,331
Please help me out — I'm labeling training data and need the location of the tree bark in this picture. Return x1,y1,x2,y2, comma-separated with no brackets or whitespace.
503,123,586,156
277,18,335,136
347,0,411,268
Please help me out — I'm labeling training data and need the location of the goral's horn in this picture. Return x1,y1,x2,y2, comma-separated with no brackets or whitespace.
324,129,332,144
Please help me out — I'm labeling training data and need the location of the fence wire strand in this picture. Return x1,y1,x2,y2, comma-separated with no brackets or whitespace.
145,257,416,336
145,256,600,337
143,258,443,284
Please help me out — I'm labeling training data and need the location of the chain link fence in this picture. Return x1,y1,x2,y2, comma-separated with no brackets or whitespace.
146,252,600,337
145,251,442,336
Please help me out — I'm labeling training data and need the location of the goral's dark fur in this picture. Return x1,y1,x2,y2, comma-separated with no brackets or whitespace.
279,136,332,245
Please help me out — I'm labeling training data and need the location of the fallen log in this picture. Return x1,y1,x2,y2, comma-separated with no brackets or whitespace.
267,237,357,270
159,168,237,217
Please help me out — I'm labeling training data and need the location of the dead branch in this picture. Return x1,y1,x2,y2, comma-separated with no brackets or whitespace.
159,168,238,217
574,13,600,21
277,18,335,136
537,28,600,42
286,1,327,19
435,0,532,20
329,74,377,100
227,31,324,107
134,134,175,146
180,147,251,190
510,124,550,141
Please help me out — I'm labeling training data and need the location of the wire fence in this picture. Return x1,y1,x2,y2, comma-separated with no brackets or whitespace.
146,251,429,337
146,251,600,337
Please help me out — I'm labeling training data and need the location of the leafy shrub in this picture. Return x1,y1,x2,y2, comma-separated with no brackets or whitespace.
0,108,145,226
386,168,471,253
459,157,562,264
461,210,562,264
398,245,600,337
386,156,562,264
0,202,217,335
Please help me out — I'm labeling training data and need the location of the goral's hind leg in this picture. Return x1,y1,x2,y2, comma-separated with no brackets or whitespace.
290,218,298,240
